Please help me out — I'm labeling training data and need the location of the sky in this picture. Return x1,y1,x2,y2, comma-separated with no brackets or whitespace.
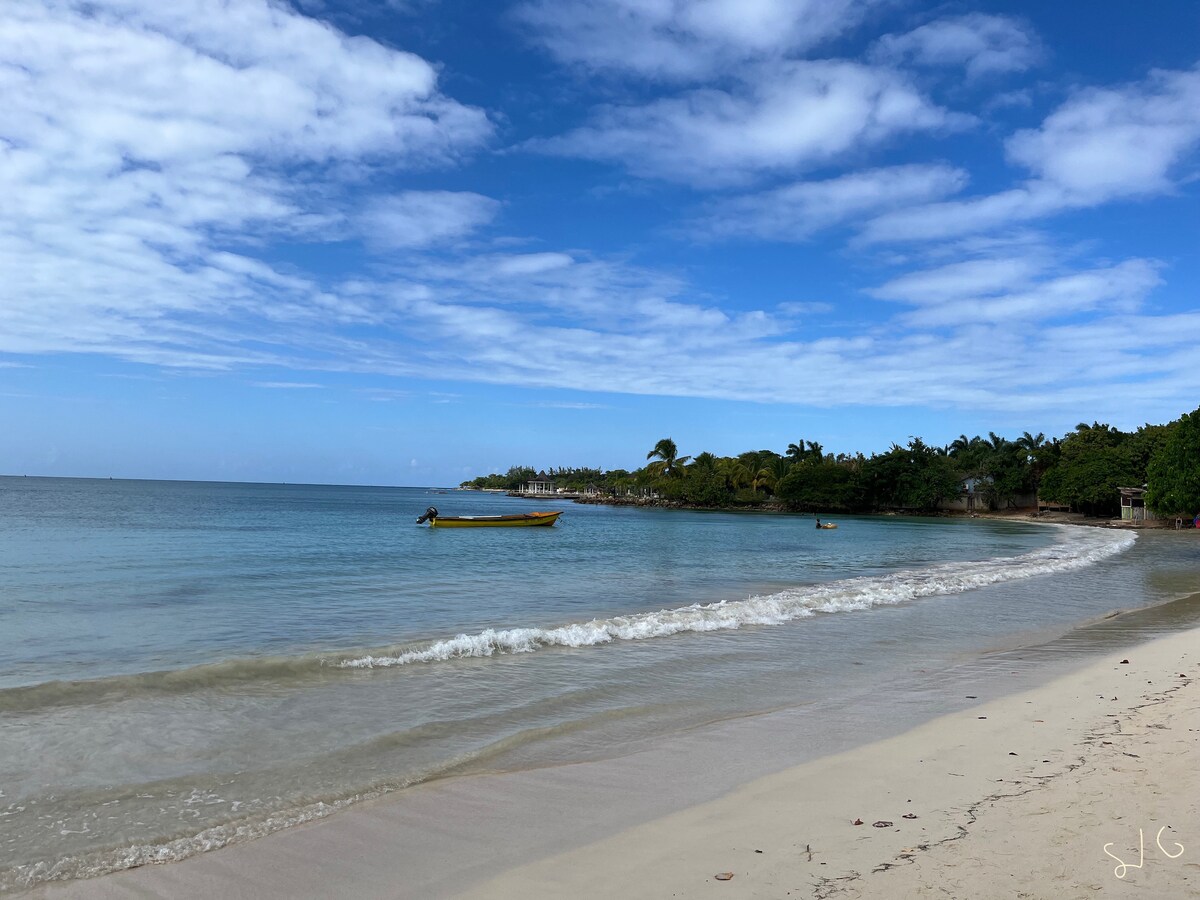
1,0,1198,486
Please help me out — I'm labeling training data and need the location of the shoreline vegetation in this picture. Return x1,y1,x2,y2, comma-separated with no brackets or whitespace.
462,407,1200,524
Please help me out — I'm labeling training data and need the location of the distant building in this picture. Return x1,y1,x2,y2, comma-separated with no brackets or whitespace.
524,472,556,495
942,476,1037,512
1118,486,1154,522
950,476,985,512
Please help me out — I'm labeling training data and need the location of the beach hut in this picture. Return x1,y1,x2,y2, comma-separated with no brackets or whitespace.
1118,486,1152,522
525,472,556,494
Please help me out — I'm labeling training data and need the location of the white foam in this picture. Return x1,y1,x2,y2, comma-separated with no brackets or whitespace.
341,525,1135,669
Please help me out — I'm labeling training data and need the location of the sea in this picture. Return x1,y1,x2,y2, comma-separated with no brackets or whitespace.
2,476,1199,891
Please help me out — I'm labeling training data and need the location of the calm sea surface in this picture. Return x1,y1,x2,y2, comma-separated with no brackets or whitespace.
2,477,1198,889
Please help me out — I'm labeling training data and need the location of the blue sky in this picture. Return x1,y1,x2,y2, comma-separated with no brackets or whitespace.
2,0,1198,486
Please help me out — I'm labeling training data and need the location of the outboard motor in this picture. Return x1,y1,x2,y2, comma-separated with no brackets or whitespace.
416,506,438,525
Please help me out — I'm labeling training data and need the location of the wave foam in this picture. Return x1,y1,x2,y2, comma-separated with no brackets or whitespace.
342,525,1135,669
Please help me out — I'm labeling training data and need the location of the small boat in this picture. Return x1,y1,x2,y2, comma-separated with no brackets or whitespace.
417,507,561,528
817,523,838,529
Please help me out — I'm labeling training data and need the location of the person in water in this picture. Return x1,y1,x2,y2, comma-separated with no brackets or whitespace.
815,518,821,529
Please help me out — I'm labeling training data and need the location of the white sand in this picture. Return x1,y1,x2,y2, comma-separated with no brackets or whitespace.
460,628,1200,900
24,628,1199,900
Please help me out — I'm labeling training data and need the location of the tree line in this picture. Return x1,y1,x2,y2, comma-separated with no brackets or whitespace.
461,405,1200,517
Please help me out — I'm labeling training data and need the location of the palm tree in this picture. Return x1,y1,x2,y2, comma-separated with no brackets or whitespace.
1017,431,1045,457
949,434,982,457
689,451,719,474
761,456,793,496
1018,431,1049,503
787,439,824,464
718,457,750,492
646,437,690,478
735,451,772,492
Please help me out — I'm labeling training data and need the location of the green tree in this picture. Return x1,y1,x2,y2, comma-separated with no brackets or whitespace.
763,455,793,495
776,462,861,511
786,440,824,464
717,457,749,493
735,450,775,495
1039,423,1137,515
860,439,960,511
975,433,1034,509
677,452,732,505
949,434,987,479
646,437,690,478
1017,431,1055,502
1125,424,1172,476
1146,408,1200,515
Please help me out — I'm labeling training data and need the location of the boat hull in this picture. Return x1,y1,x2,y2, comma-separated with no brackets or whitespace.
430,511,561,528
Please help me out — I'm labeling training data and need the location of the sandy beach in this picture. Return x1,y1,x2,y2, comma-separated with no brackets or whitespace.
21,619,1198,900
459,628,1200,900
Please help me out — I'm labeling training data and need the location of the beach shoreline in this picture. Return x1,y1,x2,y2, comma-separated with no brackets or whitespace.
455,627,1199,900
552,491,1197,532
22,618,1199,899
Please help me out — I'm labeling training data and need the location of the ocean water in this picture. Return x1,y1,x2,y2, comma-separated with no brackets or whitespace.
1,476,1198,890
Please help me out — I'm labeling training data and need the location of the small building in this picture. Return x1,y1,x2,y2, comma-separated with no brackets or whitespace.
944,476,995,512
524,471,557,495
943,476,985,512
942,476,1038,513
1118,486,1154,522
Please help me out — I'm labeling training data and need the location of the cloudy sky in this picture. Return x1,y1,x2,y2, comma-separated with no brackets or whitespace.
2,0,1198,485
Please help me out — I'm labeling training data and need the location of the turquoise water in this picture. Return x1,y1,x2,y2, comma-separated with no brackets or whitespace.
1,477,1195,889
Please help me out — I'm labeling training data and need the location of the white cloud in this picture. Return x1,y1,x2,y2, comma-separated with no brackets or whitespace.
4,0,489,166
532,61,969,185
252,238,1193,429
359,192,500,249
692,164,968,241
383,252,687,324
530,401,609,410
1006,66,1200,199
776,301,834,317
514,0,876,81
875,258,1163,327
872,14,1043,79
859,183,1065,243
871,256,1050,305
862,65,1200,243
493,253,576,276
0,0,491,361
355,278,1197,426
3,3,1198,434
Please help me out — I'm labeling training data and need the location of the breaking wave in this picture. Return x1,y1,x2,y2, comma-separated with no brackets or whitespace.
1,525,1135,710
341,525,1136,668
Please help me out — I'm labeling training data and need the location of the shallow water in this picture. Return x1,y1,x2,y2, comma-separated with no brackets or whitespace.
1,477,1196,889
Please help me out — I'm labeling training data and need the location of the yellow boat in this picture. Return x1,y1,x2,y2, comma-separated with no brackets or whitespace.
417,507,561,528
